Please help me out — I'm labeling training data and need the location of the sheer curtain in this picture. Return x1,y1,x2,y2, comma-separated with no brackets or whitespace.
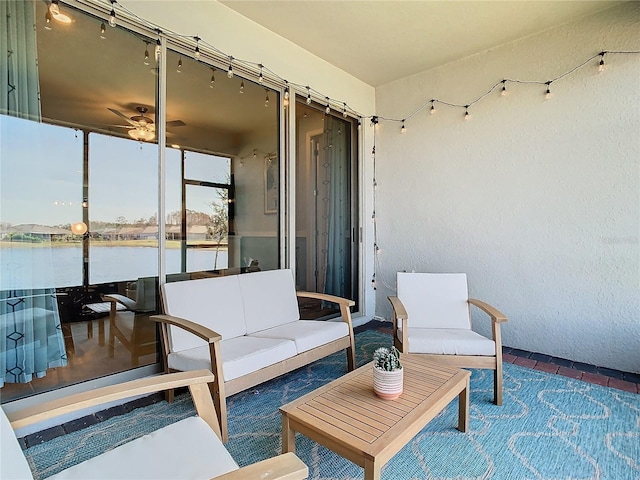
0,1,67,387
316,116,350,298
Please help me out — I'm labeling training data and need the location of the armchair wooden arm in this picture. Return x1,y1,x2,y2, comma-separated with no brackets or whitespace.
388,296,408,352
7,370,220,436
468,298,508,323
150,314,228,442
216,452,308,480
296,291,356,371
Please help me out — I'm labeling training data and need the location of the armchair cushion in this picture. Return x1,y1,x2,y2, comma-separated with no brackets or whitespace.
168,336,297,382
398,327,496,356
47,416,238,480
397,272,471,329
250,320,349,354
1,407,33,480
163,276,247,350
238,270,300,334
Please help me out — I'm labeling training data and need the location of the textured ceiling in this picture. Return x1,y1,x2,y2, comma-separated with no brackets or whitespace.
220,0,624,87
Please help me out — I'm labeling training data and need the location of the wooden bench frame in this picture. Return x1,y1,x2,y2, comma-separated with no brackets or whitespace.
152,290,356,442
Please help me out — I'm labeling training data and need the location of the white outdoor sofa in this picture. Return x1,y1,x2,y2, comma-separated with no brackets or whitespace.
1,370,308,480
152,268,356,441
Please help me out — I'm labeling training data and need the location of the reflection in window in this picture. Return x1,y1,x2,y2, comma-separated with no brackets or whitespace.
88,133,159,284
0,116,83,289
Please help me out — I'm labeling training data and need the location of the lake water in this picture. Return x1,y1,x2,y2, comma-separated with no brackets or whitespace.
0,246,228,289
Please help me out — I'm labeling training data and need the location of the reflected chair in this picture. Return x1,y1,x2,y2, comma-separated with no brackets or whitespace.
388,272,508,405
1,370,308,480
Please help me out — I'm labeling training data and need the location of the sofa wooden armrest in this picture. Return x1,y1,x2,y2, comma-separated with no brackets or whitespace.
468,298,508,323
216,452,308,480
151,314,222,343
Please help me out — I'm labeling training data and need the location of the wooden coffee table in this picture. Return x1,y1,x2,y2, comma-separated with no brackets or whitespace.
280,354,470,480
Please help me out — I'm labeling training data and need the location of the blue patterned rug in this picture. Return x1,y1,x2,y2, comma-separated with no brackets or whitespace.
24,329,640,479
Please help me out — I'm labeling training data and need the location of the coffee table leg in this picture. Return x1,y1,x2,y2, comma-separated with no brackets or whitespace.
282,413,295,453
457,376,470,432
364,457,381,480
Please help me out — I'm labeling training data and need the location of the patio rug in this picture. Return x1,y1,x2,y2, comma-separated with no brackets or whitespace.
24,328,640,480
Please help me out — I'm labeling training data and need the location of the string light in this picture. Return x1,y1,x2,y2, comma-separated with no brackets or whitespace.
177,57,182,72
598,52,606,73
306,86,312,105
400,120,406,133
325,97,331,114
194,36,201,59
464,106,471,120
227,57,234,78
240,79,244,94
258,64,264,84
44,11,52,29
108,0,116,27
500,80,508,96
264,89,269,107
545,81,552,99
343,103,348,118
370,116,378,127
284,82,290,100
430,100,436,115
154,37,161,62
100,22,106,39
209,68,215,88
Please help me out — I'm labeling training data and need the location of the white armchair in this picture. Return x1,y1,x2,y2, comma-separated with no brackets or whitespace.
1,370,308,480
388,272,508,405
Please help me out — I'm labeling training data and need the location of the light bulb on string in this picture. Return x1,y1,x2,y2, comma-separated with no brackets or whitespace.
100,22,106,39
500,80,508,96
325,98,331,114
258,65,264,84
154,37,161,62
284,82,290,100
343,103,348,118
464,106,471,120
227,57,234,78
400,120,406,133
370,116,378,128
194,36,201,59
544,81,552,99
306,87,312,105
430,100,436,115
177,57,182,72
108,1,116,27
44,11,52,29
373,179,378,190
143,42,150,65
598,52,606,73
209,68,215,88
264,90,269,107
240,80,244,94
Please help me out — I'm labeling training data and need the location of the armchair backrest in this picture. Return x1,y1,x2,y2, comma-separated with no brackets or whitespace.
162,276,247,352
397,273,471,329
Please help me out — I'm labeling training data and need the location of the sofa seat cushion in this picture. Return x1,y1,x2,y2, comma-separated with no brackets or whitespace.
250,320,349,354
238,270,300,334
399,327,496,356
47,416,238,480
169,336,297,382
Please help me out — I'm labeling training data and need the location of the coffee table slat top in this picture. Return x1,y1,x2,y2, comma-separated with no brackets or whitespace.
280,354,470,458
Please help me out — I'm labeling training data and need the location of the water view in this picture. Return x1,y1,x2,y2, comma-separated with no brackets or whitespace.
0,246,228,289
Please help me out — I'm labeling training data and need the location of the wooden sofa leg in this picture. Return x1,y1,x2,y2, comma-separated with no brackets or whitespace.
209,382,228,443
494,364,503,406
346,346,356,371
165,388,175,403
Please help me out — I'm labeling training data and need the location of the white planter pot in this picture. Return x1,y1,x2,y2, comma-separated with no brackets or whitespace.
373,366,403,400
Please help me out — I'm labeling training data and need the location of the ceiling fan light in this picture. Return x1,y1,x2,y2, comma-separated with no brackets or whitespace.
128,128,155,141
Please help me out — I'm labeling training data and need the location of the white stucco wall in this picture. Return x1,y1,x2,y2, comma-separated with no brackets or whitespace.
117,0,377,324
374,3,640,373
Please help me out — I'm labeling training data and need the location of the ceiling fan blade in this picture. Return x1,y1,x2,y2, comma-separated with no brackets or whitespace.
108,108,138,126
167,119,186,127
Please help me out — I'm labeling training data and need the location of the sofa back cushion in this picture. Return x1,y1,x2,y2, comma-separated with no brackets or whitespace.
1,407,34,480
397,272,471,330
162,276,246,352
238,269,300,334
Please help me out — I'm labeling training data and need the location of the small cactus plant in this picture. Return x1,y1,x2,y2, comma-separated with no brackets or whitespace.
373,346,402,371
